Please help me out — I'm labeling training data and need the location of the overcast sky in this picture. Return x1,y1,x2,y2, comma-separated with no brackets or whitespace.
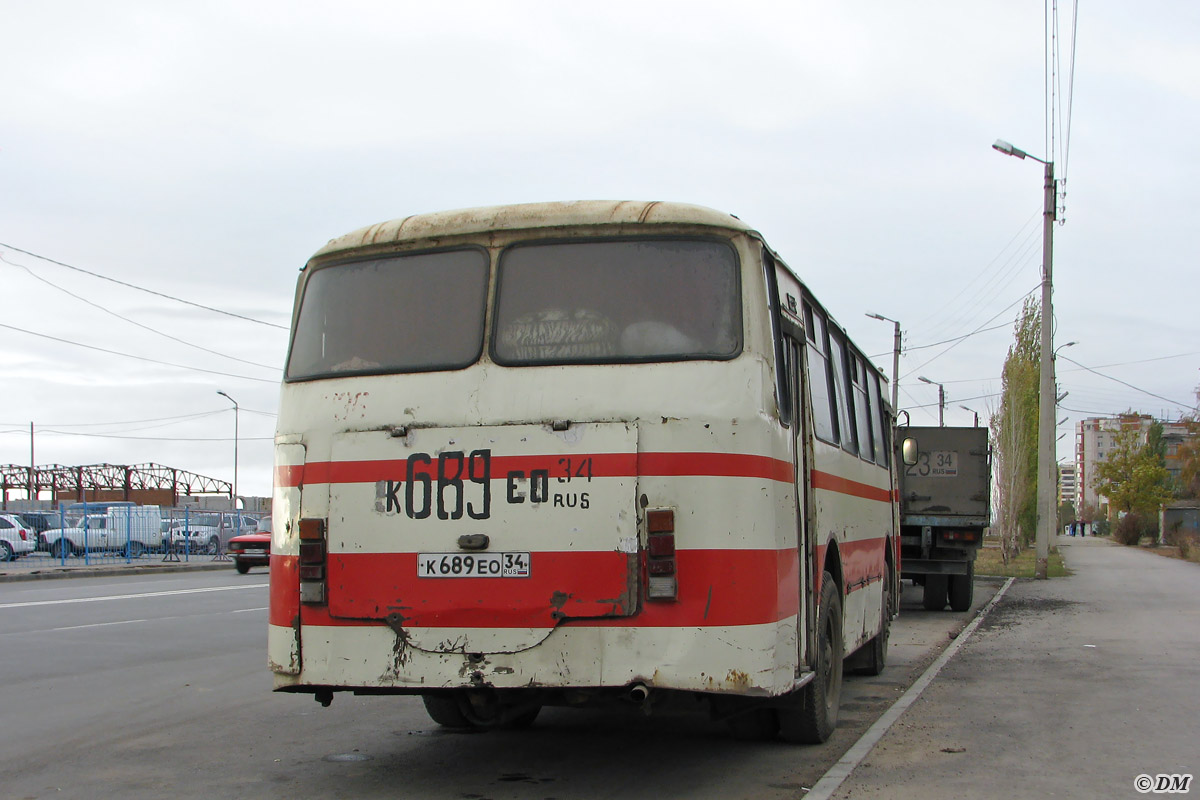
2,1,1197,500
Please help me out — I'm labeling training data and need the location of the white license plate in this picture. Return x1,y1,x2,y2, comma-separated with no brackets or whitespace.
417,552,530,578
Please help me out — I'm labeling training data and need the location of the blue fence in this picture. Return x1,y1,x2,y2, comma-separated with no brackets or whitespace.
15,504,264,566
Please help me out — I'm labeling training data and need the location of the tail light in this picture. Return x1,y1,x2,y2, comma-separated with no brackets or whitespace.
19,528,29,541
645,508,677,601
941,530,979,543
298,518,327,605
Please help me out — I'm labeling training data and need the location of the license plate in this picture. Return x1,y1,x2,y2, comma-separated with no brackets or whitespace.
417,552,531,578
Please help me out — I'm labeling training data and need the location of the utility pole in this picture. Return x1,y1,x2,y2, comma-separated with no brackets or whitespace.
866,313,901,413
919,376,945,427
994,138,1056,580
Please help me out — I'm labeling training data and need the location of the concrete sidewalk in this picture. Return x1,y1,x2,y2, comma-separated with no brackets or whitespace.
830,535,1199,799
0,553,235,582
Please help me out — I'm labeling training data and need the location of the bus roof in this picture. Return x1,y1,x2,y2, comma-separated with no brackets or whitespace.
310,201,757,263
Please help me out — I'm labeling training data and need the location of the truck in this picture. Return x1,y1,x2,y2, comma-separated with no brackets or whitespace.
43,505,164,558
897,425,991,612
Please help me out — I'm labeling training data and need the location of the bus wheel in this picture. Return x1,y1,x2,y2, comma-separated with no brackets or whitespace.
923,574,948,611
501,706,542,729
948,562,974,612
780,571,843,744
422,694,475,729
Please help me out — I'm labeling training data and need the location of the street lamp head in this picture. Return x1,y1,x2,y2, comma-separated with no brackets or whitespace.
992,139,1024,159
918,376,934,386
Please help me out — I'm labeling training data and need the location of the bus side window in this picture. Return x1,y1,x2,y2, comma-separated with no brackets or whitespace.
827,328,857,456
803,303,838,444
869,372,890,468
851,355,875,463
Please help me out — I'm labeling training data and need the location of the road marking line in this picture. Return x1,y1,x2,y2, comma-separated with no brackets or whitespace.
0,583,268,610
803,577,1016,800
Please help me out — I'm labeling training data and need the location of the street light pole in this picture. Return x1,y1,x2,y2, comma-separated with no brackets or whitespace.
918,376,945,427
217,391,239,513
866,313,901,413
994,138,1056,580
960,405,979,428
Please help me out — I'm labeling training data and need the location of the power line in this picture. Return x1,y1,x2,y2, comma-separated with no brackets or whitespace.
901,284,1039,379
35,429,275,442
1058,354,1192,410
0,242,288,331
0,254,280,371
0,322,279,384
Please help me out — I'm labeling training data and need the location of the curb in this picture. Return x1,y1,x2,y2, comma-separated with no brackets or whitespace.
0,561,236,583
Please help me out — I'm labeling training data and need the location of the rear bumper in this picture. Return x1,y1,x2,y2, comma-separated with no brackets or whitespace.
269,619,801,698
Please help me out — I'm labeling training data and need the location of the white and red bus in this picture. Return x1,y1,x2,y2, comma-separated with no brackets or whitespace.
269,201,899,743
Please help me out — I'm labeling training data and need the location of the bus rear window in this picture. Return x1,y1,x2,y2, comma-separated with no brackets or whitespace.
492,239,741,365
285,249,488,380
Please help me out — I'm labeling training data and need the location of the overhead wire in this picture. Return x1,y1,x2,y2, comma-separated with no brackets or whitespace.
1058,354,1192,410
0,322,279,384
0,242,289,331
0,253,280,372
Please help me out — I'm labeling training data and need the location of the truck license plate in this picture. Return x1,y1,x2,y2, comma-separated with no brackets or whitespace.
417,552,531,578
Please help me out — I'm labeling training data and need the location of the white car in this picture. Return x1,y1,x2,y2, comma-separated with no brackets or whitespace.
44,506,165,557
0,513,37,561
168,513,258,553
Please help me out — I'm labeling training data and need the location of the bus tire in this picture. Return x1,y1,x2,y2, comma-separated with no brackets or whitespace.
923,574,948,611
779,571,843,744
857,569,892,676
422,694,474,729
948,562,974,612
500,706,542,729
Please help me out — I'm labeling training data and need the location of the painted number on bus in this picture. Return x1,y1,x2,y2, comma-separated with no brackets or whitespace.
905,450,959,478
377,450,593,519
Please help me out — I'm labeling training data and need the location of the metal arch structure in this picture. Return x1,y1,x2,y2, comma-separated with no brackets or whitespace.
0,463,231,509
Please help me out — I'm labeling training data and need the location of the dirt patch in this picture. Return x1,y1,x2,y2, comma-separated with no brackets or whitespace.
978,596,1082,632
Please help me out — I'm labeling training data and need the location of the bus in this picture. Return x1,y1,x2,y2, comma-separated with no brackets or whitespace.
268,201,900,743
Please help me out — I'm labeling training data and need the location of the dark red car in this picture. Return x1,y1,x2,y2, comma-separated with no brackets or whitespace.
227,529,270,574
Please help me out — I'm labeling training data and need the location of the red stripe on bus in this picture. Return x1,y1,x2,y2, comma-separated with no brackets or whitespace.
270,548,801,629
810,470,894,503
275,451,793,488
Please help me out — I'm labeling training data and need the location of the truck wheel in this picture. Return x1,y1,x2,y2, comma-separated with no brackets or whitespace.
857,569,892,676
948,562,975,612
923,574,948,611
422,694,475,729
51,540,73,558
779,571,843,744
127,542,145,558
235,560,251,574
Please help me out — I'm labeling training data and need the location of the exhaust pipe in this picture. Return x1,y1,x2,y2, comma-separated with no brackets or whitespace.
628,683,650,705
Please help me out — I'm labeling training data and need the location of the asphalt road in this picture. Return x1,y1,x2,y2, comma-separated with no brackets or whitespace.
0,569,999,800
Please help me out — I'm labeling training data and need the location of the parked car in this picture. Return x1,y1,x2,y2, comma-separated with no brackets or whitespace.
227,528,271,574
0,514,36,561
168,513,258,554
18,511,61,550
